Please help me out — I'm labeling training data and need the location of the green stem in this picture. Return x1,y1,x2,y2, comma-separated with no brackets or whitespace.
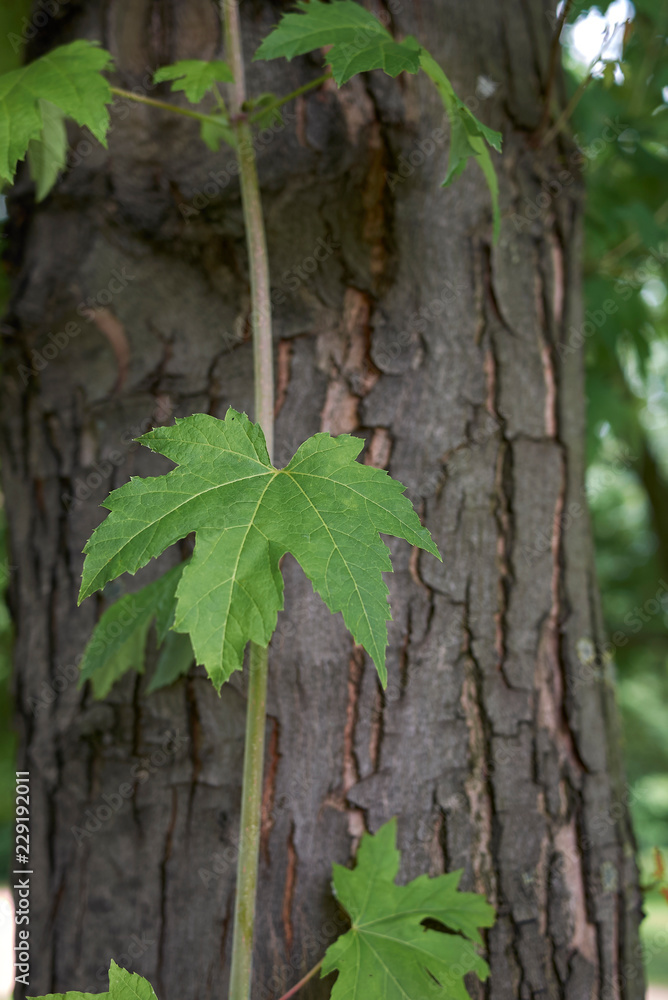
109,86,230,131
247,72,333,123
222,3,275,999
229,641,270,1000
275,959,326,1000
223,7,274,453
112,74,332,142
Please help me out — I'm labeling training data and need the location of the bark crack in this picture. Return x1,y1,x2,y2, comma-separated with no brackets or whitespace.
185,676,202,828
342,648,366,843
281,822,297,955
261,716,281,864
157,786,178,998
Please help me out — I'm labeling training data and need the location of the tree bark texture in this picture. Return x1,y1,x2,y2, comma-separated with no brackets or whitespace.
1,1,644,998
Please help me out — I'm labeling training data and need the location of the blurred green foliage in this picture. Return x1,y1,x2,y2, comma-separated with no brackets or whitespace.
0,0,32,73
565,0,668,982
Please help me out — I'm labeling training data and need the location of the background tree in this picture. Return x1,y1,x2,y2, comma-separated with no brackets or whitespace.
570,0,668,985
0,0,657,998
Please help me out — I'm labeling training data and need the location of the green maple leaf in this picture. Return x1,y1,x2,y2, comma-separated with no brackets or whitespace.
27,100,68,201
28,994,104,1000
0,39,113,186
245,92,284,129
79,409,439,691
323,820,495,1000
153,59,233,104
254,0,422,85
419,51,502,241
153,60,236,150
28,994,105,1000
28,961,158,1000
147,629,194,693
199,114,237,152
79,562,192,698
254,0,502,239
108,962,158,1000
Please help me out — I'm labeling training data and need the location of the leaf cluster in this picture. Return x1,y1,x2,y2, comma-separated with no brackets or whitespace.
254,0,422,84
0,1,501,230
25,826,495,1000
254,0,502,234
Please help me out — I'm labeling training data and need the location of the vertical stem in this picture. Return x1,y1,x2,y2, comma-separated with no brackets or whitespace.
223,0,274,458
230,641,270,1000
275,959,326,1000
222,4,274,999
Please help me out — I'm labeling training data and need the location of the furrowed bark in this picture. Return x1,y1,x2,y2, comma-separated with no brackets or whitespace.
1,2,643,998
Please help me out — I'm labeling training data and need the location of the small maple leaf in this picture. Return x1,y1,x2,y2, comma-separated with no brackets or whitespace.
322,820,495,1000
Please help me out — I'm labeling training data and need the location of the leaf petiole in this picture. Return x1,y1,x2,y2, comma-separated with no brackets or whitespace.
111,75,333,134
212,82,228,114
275,958,326,1000
246,72,333,124
109,85,234,133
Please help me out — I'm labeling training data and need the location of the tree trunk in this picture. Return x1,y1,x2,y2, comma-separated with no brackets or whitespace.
1,2,645,998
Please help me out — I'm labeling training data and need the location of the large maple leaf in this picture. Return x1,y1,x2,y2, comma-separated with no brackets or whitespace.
254,0,421,85
79,409,439,691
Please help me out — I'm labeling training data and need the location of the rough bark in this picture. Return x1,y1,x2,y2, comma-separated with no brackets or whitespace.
1,1,644,998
